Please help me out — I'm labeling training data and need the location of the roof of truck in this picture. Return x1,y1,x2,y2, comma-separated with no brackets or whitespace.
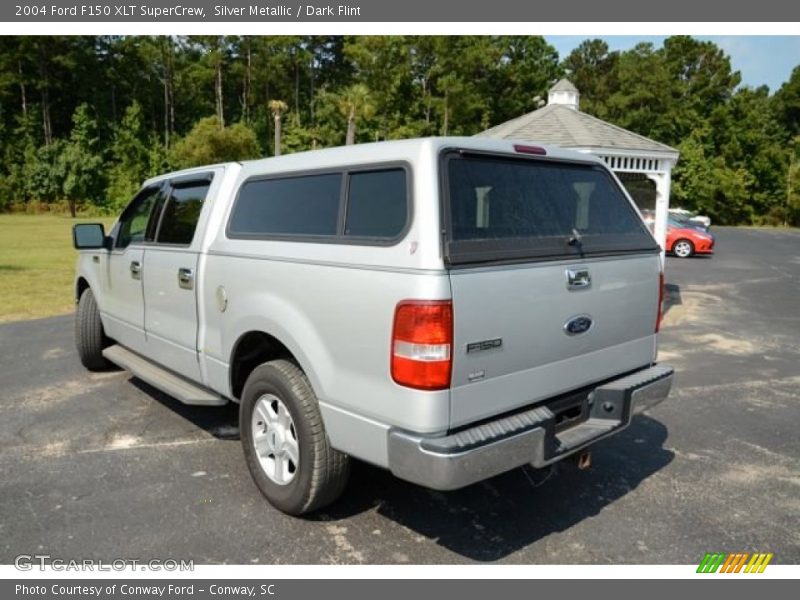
144,137,603,186
240,136,600,172
243,136,587,165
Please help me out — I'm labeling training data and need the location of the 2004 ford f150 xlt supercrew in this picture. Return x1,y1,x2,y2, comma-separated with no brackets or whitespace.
72,137,673,515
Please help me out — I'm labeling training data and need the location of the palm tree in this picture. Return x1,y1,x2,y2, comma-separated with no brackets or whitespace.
268,99,288,156
337,84,374,145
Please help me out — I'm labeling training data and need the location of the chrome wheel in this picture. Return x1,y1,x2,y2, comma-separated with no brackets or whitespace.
251,394,299,485
673,240,693,258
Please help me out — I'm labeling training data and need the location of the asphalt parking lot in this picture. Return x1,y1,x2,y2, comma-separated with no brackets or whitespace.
1,226,798,565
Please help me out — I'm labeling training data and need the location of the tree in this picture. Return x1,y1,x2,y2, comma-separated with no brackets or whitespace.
562,39,619,118
774,66,800,139
490,36,562,122
336,84,374,145
188,36,229,128
268,99,288,155
23,140,67,206
106,101,153,209
168,116,260,169
0,35,797,225
59,104,103,217
786,137,800,226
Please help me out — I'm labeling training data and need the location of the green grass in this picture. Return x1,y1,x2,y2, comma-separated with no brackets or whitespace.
0,214,114,323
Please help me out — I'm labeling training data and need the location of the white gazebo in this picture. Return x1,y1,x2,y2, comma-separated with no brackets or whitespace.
478,79,680,256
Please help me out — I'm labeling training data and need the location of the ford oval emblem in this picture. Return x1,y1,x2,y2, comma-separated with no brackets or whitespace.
564,314,593,336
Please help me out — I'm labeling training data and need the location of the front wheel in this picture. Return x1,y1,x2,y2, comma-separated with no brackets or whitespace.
240,359,350,515
75,288,111,371
672,239,694,258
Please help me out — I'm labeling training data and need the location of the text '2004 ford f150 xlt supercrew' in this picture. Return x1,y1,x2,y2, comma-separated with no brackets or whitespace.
72,137,673,515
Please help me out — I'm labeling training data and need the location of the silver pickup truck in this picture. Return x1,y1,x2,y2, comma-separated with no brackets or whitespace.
73,137,673,515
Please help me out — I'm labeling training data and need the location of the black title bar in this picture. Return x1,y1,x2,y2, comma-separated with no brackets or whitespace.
3,0,800,22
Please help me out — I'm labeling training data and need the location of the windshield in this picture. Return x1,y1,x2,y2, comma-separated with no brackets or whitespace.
443,152,659,265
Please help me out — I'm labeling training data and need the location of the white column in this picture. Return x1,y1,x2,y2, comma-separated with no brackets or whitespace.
647,164,673,265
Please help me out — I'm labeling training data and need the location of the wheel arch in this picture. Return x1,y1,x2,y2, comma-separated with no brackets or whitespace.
76,276,90,302
229,330,306,401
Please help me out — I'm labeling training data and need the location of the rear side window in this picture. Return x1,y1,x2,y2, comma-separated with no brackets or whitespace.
345,169,407,238
230,173,342,237
228,166,409,242
157,181,211,245
445,154,658,265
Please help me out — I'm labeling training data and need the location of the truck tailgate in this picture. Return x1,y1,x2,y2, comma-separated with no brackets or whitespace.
448,253,659,428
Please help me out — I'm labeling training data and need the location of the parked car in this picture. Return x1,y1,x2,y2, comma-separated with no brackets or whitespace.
639,210,715,257
666,217,715,258
671,214,710,233
669,207,711,229
72,137,673,515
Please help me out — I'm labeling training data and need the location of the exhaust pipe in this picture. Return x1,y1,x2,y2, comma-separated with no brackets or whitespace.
576,451,592,470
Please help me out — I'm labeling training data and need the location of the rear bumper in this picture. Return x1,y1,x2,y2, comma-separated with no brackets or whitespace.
387,364,673,491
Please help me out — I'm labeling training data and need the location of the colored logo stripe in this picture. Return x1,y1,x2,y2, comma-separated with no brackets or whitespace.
744,553,773,573
697,552,773,573
697,553,725,573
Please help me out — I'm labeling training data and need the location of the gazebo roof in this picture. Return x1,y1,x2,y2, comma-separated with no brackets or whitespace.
478,91,678,157
549,78,579,93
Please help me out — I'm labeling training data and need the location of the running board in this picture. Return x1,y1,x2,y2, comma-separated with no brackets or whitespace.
102,345,227,406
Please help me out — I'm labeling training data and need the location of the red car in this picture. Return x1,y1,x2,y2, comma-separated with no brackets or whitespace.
641,211,715,258
665,217,715,258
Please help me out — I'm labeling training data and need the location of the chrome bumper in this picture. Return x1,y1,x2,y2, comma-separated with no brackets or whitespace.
387,364,673,491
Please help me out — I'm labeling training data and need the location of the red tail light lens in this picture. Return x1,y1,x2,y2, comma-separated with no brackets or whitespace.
513,144,547,156
655,271,665,333
391,300,453,390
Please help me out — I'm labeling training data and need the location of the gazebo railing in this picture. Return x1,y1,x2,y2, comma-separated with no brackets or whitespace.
599,154,665,173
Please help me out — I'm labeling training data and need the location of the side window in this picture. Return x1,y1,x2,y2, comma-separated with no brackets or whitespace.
229,173,342,237
344,169,407,238
156,182,211,245
116,187,163,249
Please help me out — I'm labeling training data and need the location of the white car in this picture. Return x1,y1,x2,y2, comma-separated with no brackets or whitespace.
669,208,711,229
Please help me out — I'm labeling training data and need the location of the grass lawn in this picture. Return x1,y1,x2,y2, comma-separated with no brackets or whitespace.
0,214,115,323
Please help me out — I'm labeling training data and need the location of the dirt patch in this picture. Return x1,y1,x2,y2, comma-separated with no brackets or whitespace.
661,290,727,327
681,333,761,356
325,524,366,563
722,463,800,488
107,434,141,450
39,439,70,458
2,372,123,412
41,347,68,360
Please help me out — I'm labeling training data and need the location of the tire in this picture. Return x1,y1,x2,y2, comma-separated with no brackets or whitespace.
75,287,112,371
672,239,694,258
240,359,350,515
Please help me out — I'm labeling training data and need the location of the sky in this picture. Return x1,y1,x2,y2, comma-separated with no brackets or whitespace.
545,36,800,93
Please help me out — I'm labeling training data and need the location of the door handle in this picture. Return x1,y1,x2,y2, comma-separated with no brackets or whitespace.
130,260,141,280
177,267,194,290
565,267,591,290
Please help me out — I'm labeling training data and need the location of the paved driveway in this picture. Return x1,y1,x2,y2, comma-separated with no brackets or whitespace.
1,227,798,564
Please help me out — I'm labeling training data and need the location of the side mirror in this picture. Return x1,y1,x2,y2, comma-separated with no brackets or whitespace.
73,223,110,250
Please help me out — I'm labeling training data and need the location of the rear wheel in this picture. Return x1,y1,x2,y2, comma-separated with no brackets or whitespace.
75,287,111,371
240,359,350,515
672,239,694,258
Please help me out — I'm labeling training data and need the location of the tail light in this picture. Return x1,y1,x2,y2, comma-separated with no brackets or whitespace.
655,271,665,333
391,300,453,390
513,144,547,156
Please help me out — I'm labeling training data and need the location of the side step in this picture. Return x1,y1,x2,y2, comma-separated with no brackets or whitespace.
102,345,227,406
